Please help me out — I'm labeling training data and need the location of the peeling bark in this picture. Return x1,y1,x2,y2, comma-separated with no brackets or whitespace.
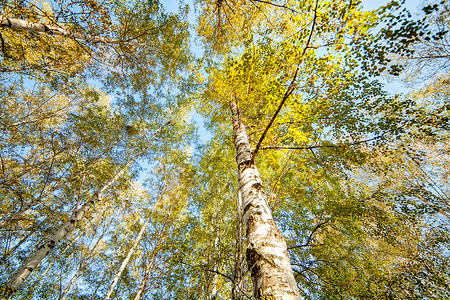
230,102,300,299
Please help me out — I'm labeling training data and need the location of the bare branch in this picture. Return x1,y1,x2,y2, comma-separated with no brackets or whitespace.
179,261,253,300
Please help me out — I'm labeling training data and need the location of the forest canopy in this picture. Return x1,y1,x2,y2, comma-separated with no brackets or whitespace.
0,0,449,299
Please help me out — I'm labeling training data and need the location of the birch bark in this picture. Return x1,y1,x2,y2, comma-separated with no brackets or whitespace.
230,101,300,299
209,236,219,300
1,153,139,300
133,220,169,300
232,191,245,300
60,210,120,300
0,15,117,44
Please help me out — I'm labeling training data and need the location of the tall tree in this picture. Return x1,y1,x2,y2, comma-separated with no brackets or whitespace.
230,101,300,298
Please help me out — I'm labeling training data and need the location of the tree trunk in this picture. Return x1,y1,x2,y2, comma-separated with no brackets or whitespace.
90,261,114,300
0,15,117,44
22,236,80,299
132,217,170,300
60,209,119,300
230,101,300,299
232,191,245,300
102,217,150,300
132,248,158,300
209,236,219,300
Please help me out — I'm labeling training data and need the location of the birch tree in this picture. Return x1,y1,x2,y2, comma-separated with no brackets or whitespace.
194,0,450,298
0,120,170,299
230,101,300,298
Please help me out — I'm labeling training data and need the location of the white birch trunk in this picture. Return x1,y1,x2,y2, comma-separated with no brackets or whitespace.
22,236,80,299
0,15,117,44
60,209,119,300
1,121,170,299
132,248,158,300
89,261,114,300
1,154,138,300
230,101,300,299
209,236,219,300
102,217,150,300
232,191,245,300
132,217,170,300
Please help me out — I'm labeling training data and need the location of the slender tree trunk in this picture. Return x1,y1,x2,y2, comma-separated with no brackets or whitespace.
132,247,158,300
102,217,150,300
133,215,171,300
22,236,80,299
209,236,219,300
230,101,300,299
90,261,114,300
0,15,117,43
59,264,82,300
60,209,119,300
232,191,245,300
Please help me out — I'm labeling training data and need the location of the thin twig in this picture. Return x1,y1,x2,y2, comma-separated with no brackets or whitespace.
268,152,292,210
179,261,253,299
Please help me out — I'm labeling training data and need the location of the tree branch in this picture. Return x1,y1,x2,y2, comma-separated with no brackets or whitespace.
0,15,118,44
179,261,253,300
251,0,298,13
256,135,384,151
0,32,5,55
268,153,292,210
251,0,319,162
288,218,331,250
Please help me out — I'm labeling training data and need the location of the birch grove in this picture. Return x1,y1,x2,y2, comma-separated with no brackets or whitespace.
1,0,450,299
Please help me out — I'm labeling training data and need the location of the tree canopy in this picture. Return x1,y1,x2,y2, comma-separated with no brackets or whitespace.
1,0,449,299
